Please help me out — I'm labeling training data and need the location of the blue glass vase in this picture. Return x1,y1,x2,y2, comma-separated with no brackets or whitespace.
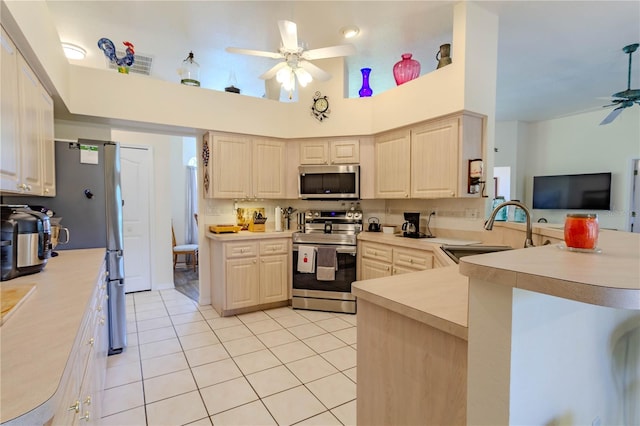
358,68,373,97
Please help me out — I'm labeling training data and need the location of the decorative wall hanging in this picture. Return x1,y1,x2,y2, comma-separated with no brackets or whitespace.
393,53,420,85
436,44,452,69
98,38,135,73
358,68,373,97
311,91,330,121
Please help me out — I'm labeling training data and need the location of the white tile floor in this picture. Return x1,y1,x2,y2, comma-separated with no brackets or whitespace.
101,289,357,426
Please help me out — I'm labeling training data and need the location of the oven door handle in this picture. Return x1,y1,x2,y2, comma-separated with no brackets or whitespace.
293,244,357,255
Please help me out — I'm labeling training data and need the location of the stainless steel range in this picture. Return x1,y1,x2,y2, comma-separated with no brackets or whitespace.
292,209,363,314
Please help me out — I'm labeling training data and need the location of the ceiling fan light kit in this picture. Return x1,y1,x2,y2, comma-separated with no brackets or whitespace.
600,42,639,125
226,19,356,100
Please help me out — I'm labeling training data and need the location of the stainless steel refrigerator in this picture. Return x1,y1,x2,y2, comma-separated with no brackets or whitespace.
4,139,127,354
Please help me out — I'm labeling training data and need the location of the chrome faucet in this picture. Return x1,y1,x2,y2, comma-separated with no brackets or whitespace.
484,200,535,248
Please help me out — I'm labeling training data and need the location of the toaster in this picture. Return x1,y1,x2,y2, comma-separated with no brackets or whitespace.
1,205,52,281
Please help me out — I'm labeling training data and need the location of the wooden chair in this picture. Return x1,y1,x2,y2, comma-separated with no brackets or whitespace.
172,225,198,271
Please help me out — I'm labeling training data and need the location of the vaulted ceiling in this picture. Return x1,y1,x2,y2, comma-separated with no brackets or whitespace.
47,1,640,123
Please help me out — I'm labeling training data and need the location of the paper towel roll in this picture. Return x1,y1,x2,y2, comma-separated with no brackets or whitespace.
275,206,282,232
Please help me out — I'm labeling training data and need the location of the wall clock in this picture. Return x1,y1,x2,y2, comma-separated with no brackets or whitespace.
311,91,330,122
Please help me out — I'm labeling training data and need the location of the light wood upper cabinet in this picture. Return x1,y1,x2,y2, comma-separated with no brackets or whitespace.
212,133,252,198
299,139,359,165
40,88,55,196
0,26,55,196
373,112,484,200
411,117,459,198
0,27,20,192
253,138,286,199
374,129,411,198
206,132,286,199
411,113,483,199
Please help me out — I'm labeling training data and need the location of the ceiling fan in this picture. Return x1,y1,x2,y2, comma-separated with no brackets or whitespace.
600,43,640,125
225,20,356,95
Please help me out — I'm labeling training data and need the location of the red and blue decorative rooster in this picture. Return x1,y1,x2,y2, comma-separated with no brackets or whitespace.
97,38,135,73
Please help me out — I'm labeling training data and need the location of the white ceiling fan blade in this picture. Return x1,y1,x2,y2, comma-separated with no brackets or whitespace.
259,62,289,80
599,105,625,125
302,44,356,60
299,61,331,81
225,47,282,59
278,20,298,51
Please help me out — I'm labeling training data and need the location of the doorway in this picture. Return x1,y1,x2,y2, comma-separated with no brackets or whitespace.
121,146,153,292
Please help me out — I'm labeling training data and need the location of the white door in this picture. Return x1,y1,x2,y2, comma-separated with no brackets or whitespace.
121,146,152,292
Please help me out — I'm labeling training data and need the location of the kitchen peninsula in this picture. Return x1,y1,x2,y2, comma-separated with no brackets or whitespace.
352,229,640,425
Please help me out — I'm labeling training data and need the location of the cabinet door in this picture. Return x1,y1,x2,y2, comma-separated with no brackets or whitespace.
330,140,359,164
40,89,55,196
411,118,459,198
361,242,393,263
213,134,252,198
393,248,433,271
260,254,288,304
253,138,286,199
361,257,392,280
226,258,260,309
17,54,43,195
374,130,410,198
0,27,20,192
299,141,329,165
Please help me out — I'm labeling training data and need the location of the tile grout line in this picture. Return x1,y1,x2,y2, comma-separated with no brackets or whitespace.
107,291,357,425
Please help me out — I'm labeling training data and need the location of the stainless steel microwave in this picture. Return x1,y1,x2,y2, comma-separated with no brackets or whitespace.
298,165,360,200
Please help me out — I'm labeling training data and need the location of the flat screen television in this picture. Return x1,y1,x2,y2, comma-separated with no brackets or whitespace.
532,172,611,210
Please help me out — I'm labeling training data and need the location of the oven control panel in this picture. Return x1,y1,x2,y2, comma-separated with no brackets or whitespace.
304,209,363,222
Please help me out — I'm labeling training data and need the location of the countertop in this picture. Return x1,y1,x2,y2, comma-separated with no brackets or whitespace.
352,265,469,340
0,248,105,425
206,229,296,241
459,230,640,310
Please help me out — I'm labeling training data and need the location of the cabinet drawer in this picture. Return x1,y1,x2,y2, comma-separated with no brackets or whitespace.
361,242,392,262
225,241,258,258
393,248,433,271
259,239,289,255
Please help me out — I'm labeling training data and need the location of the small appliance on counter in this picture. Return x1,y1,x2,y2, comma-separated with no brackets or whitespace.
401,212,427,238
1,205,52,281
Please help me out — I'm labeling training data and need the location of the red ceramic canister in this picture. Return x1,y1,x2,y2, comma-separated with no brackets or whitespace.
564,214,599,249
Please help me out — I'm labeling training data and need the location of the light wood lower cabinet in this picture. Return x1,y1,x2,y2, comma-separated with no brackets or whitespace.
211,237,290,316
359,241,434,280
52,262,108,425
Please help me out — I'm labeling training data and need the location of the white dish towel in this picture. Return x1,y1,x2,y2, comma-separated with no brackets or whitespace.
297,246,316,273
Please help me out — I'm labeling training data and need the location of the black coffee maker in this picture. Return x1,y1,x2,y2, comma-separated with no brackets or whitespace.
402,212,425,238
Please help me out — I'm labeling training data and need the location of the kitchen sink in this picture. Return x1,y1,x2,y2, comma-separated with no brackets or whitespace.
441,244,513,264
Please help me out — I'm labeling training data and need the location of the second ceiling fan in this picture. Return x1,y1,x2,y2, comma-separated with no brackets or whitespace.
226,20,356,96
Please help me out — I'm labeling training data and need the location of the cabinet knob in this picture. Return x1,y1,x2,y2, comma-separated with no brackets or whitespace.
68,401,80,413
100,317,105,326
410,259,414,263
80,411,90,421
84,396,92,406
44,188,49,193
96,305,102,312
88,337,94,346
386,266,390,271
253,259,257,264
26,184,32,191
405,194,409,198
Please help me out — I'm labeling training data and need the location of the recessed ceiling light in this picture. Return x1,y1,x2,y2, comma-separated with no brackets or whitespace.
340,26,360,39
62,43,86,60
